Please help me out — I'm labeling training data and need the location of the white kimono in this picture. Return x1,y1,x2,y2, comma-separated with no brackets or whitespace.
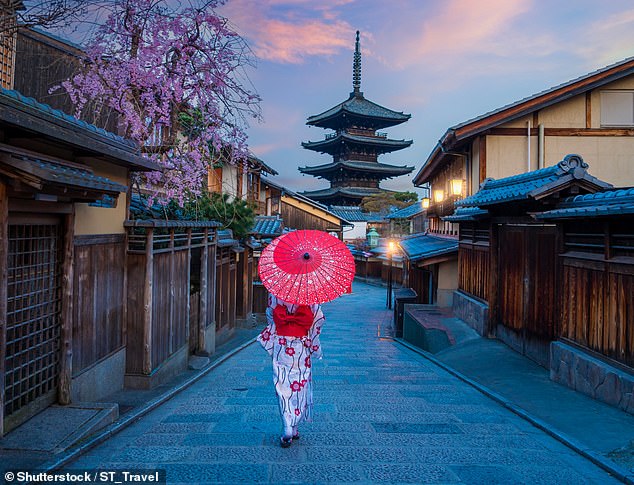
257,295,325,429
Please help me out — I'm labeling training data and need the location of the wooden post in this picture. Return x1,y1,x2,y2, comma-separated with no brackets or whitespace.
487,223,499,338
199,228,208,354
59,208,75,405
169,229,175,355
185,228,192,350
143,228,153,374
0,183,8,435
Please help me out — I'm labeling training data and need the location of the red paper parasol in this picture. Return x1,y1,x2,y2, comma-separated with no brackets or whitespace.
258,229,355,305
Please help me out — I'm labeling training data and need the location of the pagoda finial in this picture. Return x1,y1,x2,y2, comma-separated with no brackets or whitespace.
352,30,361,95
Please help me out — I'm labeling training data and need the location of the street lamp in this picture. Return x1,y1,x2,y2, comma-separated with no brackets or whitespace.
386,240,395,309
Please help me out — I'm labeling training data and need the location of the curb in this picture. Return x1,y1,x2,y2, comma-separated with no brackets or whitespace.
42,337,258,473
393,337,634,485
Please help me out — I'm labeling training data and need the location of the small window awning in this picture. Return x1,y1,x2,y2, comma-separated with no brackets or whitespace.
398,233,458,264
0,147,127,204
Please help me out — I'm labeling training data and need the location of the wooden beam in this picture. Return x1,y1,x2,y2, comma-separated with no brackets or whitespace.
586,92,592,128
59,208,75,405
479,136,487,184
487,127,634,136
0,182,8,435
143,228,154,374
487,223,499,337
199,229,209,354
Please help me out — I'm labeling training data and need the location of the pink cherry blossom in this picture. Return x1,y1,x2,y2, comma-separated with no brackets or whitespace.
55,0,260,201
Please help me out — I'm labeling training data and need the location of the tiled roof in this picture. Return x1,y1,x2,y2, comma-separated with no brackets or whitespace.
398,233,458,262
307,93,410,129
3,153,127,194
0,89,159,171
302,133,412,153
385,203,423,219
301,186,385,199
443,207,489,222
535,187,634,219
456,154,611,208
328,205,384,222
251,215,283,237
299,160,414,177
261,177,352,226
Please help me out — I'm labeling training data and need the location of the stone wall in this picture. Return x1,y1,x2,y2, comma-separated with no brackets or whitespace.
550,341,634,415
452,290,488,336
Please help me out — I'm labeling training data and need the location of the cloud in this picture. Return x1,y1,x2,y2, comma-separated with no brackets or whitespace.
220,0,353,64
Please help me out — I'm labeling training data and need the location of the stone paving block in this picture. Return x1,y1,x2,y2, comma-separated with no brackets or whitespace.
182,432,266,446
508,465,599,484
147,422,216,434
190,445,306,463
160,463,269,483
371,422,463,434
455,422,529,435
361,463,459,483
163,412,242,423
306,445,424,464
211,421,279,434
270,463,364,483
281,432,372,447
335,411,459,424
132,433,186,446
300,421,375,433
111,445,192,463
450,465,521,484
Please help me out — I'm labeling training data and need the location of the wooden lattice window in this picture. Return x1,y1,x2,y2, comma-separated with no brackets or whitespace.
0,27,16,89
5,221,62,416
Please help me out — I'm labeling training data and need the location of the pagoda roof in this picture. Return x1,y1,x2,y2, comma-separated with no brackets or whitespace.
302,132,412,154
306,92,411,130
301,186,392,204
298,160,414,178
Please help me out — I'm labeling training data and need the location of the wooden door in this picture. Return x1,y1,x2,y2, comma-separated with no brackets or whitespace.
498,225,558,357
5,216,62,422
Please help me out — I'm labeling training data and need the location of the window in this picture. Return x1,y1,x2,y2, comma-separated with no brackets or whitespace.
601,91,634,127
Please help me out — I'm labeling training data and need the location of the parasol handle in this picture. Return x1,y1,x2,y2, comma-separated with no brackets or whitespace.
303,252,311,260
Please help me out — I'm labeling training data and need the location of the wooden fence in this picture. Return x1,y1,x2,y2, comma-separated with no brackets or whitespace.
559,221,634,367
124,221,218,377
72,234,126,375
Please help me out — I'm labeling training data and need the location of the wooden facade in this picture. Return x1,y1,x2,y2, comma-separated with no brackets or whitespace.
449,156,633,371
558,221,634,367
72,234,126,375
125,222,218,380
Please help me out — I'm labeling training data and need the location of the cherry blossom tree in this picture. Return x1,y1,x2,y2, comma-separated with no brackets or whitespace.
57,0,260,201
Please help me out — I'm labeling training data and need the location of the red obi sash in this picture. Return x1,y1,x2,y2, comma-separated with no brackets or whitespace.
273,304,313,338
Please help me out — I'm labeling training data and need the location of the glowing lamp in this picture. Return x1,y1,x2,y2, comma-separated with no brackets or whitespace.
451,179,464,196
421,197,430,209
433,189,444,203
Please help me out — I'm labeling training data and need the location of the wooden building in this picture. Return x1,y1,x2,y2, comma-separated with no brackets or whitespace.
412,55,634,306
260,178,351,237
299,31,414,206
447,154,634,412
0,88,159,434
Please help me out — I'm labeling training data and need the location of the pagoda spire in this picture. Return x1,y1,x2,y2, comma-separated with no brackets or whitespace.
352,30,361,95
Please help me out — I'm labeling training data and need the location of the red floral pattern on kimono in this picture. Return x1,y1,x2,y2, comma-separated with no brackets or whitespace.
257,295,325,429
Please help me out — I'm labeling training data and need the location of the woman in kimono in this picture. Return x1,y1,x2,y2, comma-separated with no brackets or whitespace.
257,294,325,448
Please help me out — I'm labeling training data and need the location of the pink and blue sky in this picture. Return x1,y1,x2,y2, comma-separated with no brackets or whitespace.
216,0,634,195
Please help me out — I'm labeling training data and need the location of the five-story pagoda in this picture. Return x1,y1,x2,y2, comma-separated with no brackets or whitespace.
299,31,414,206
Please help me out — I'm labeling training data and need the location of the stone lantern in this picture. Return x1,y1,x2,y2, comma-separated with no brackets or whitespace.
367,227,379,248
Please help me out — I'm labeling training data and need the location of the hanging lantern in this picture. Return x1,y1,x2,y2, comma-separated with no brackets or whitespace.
450,179,464,196
433,189,444,203
421,197,430,209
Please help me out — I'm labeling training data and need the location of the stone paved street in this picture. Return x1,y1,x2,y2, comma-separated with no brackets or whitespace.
66,281,620,484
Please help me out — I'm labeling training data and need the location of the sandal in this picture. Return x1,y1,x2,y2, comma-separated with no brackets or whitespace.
292,432,300,440
280,436,292,448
